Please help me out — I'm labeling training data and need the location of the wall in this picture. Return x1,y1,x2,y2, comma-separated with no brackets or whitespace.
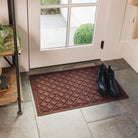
0,0,29,72
123,41,138,73
121,2,138,73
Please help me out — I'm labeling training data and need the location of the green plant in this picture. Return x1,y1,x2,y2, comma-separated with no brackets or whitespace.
73,23,94,45
0,24,21,55
41,0,60,5
41,0,60,15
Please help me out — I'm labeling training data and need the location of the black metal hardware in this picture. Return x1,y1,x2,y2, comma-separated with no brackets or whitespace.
12,55,16,66
7,0,22,115
7,0,13,25
3,57,14,67
101,41,104,49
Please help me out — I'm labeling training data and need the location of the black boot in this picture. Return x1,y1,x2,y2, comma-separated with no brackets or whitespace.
107,66,120,98
97,64,108,95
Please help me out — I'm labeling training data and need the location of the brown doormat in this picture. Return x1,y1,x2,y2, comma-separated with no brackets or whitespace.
29,65,128,116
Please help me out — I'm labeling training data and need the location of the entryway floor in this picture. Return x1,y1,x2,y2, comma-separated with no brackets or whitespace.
0,59,138,138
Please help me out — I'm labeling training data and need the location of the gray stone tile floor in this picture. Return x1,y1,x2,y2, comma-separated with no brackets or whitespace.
0,58,138,138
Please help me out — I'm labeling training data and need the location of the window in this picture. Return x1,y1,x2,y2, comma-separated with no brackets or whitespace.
40,0,98,50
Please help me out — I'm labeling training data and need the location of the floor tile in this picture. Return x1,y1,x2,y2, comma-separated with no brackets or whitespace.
115,68,138,98
21,72,32,102
120,98,138,124
81,101,127,122
36,109,92,138
88,114,138,138
0,102,39,138
103,58,130,70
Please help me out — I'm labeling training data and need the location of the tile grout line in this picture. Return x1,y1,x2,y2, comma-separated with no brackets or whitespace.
119,99,138,123
118,98,138,125
85,112,129,124
80,109,94,138
21,73,41,138
27,77,41,138
118,100,131,111
119,99,138,114
31,101,41,138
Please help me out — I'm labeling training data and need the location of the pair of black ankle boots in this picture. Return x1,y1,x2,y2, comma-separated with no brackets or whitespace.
96,64,120,98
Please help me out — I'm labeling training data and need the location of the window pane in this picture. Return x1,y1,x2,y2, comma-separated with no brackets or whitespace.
40,8,68,50
72,0,97,4
69,6,96,46
40,0,68,6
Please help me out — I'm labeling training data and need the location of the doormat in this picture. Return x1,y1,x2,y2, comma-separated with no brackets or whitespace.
29,65,128,116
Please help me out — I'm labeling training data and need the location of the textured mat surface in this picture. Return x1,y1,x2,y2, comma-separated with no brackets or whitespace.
29,65,128,116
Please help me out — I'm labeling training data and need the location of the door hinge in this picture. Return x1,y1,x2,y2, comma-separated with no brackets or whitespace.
101,41,104,49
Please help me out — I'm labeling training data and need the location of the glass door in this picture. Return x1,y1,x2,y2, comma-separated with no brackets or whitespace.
28,0,107,68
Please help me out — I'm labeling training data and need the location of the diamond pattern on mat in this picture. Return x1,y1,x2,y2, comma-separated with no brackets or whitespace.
29,65,128,116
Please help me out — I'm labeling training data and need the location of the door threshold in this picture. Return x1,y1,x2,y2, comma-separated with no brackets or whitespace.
29,59,101,75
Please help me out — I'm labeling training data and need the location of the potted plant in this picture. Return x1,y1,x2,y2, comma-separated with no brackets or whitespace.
0,24,21,55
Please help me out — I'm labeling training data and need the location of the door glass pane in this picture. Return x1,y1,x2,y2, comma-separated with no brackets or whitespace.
69,6,96,46
40,0,68,6
72,0,97,4
40,8,68,50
